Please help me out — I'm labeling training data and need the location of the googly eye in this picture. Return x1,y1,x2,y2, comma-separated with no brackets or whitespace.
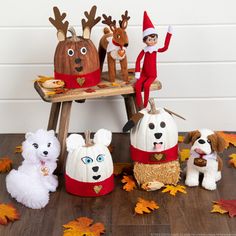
160,122,166,128
81,156,93,164
149,123,155,130
67,49,74,57
32,143,39,149
80,47,87,55
96,154,105,162
47,143,51,147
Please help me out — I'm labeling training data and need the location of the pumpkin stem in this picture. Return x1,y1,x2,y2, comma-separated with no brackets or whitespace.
148,98,159,114
84,130,93,146
68,27,78,41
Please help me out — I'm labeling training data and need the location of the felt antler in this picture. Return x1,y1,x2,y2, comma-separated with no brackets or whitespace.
102,14,117,32
82,5,101,39
49,6,69,41
119,10,130,29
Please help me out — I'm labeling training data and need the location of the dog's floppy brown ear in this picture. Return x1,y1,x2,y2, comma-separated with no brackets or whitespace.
208,133,226,153
184,130,201,144
122,112,144,132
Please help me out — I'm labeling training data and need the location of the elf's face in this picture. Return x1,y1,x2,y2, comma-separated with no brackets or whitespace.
145,35,157,46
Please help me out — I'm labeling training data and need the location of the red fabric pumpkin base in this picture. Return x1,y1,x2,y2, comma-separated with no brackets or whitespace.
65,174,114,197
54,69,100,89
130,144,178,164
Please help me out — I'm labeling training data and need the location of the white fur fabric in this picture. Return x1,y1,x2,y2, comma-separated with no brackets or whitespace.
6,129,60,209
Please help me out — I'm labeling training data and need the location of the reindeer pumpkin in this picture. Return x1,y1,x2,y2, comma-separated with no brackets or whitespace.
49,6,101,89
99,11,130,82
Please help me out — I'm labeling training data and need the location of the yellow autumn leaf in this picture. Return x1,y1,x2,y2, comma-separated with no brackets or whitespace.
211,203,228,215
36,75,54,83
111,82,120,87
134,198,159,215
162,185,187,196
179,149,190,162
178,135,184,143
15,145,22,153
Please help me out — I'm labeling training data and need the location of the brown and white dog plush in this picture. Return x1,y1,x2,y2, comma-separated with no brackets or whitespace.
184,129,226,190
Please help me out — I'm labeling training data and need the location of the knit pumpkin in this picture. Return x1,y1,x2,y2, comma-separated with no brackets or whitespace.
65,129,114,197
123,99,180,191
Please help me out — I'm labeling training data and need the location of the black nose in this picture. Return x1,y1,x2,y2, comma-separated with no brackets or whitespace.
75,58,81,64
198,139,206,144
43,151,48,155
92,166,99,172
124,43,128,47
154,133,162,139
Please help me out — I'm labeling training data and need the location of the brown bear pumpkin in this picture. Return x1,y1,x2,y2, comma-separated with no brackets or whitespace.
49,6,101,89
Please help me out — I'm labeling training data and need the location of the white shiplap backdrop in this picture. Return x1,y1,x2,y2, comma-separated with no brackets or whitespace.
0,0,236,133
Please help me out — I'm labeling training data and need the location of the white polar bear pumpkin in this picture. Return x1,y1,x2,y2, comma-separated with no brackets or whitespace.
123,99,182,191
65,129,114,197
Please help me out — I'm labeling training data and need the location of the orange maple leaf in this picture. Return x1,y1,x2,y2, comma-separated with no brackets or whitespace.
63,217,105,236
135,198,159,215
113,163,133,176
162,185,187,196
121,175,136,192
0,157,12,173
0,203,20,225
229,158,236,168
217,132,236,149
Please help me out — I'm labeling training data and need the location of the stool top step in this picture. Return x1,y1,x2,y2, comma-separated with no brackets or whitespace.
34,71,162,103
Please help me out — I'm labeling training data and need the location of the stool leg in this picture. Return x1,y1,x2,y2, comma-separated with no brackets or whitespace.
57,101,72,174
47,102,61,131
123,94,138,120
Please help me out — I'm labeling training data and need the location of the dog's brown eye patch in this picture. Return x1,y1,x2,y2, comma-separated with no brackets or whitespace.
149,123,155,129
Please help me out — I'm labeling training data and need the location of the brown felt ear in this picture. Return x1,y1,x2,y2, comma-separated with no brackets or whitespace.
207,133,226,153
122,112,144,132
184,130,201,144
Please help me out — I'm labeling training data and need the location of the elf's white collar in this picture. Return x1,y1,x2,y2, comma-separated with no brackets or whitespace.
144,45,158,53
191,150,217,160
106,36,126,53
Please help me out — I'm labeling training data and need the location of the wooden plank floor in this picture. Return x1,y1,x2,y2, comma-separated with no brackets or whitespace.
0,133,236,236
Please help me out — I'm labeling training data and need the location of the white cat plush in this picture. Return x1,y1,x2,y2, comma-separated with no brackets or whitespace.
6,129,60,209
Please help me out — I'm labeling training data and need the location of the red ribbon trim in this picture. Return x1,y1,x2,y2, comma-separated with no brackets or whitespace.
65,174,114,197
54,69,100,89
112,39,123,49
130,144,178,164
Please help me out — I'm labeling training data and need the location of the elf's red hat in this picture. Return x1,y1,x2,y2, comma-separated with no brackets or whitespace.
143,11,156,38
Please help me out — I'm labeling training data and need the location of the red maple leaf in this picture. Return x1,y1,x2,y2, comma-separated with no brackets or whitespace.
217,199,236,217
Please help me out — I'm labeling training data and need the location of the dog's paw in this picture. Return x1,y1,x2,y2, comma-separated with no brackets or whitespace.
215,172,222,182
185,178,199,187
202,181,216,191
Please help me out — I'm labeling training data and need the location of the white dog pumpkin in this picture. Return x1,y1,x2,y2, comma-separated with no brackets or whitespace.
65,129,114,197
123,99,181,191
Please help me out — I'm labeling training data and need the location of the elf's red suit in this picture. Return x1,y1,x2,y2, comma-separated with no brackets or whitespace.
135,32,172,108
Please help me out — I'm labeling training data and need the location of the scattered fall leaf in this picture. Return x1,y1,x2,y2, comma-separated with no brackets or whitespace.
111,82,120,87
211,203,228,215
45,91,56,96
84,88,96,93
0,157,12,173
121,175,136,192
54,88,67,94
216,200,236,217
162,185,187,196
15,145,22,153
0,203,20,225
179,149,190,162
97,84,109,89
217,132,236,148
36,75,54,83
178,135,184,143
113,163,133,176
63,217,105,236
228,154,236,168
134,198,159,215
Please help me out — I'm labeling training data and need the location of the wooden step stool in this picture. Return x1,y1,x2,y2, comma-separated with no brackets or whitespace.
34,72,161,173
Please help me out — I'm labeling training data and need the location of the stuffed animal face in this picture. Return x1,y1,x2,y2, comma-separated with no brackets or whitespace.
130,108,178,152
184,129,226,155
66,129,113,183
22,129,61,163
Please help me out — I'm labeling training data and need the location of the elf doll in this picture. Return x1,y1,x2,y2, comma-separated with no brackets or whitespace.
135,11,173,108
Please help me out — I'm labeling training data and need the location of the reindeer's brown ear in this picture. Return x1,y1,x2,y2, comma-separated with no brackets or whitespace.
122,112,144,132
184,130,201,144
